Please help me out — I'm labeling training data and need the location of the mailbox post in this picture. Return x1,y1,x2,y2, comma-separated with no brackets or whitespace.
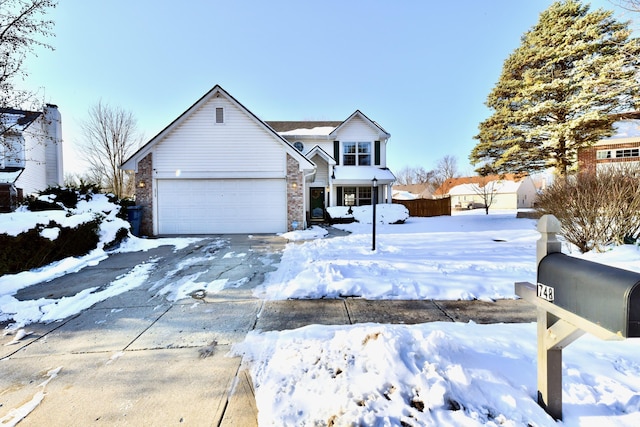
516,214,640,420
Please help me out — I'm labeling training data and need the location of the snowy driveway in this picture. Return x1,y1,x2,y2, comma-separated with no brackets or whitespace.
0,234,286,426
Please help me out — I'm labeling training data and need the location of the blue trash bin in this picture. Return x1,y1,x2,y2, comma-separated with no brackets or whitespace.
127,205,143,236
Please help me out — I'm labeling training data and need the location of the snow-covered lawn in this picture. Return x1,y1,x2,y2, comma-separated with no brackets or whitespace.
239,209,640,426
259,210,539,300
2,203,640,426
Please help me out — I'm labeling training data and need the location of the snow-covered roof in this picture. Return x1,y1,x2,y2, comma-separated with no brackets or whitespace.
392,190,419,200
0,108,41,132
449,180,521,195
333,166,395,184
279,126,336,136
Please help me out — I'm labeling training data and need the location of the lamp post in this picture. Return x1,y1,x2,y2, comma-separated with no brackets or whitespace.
372,177,378,251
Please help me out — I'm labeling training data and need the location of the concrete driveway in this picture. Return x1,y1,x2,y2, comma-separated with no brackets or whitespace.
0,232,536,426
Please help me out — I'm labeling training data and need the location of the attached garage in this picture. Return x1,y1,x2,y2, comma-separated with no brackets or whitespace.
156,179,287,234
120,85,315,236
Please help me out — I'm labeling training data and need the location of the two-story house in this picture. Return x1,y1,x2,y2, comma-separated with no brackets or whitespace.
121,85,395,236
0,104,64,211
577,112,640,172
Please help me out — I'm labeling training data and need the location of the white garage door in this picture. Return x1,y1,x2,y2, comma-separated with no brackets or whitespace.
157,179,287,234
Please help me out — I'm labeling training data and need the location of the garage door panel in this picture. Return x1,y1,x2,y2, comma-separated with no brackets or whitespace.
157,179,286,234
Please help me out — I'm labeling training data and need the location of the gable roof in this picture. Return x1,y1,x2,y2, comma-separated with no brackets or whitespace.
267,110,391,140
121,85,315,171
329,110,390,139
306,145,336,165
434,174,525,197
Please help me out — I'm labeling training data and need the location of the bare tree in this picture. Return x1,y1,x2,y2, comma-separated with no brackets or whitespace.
0,0,56,117
78,101,141,198
395,165,433,185
432,155,459,192
611,0,640,11
472,176,501,215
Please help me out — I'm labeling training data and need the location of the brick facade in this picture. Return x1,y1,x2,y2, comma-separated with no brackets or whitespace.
578,141,640,173
134,153,154,236
286,153,304,231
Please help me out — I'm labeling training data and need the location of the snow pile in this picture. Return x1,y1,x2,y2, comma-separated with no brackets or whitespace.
3,193,127,243
236,322,640,426
326,203,409,224
280,225,328,241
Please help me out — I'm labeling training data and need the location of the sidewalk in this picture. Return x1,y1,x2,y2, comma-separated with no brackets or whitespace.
0,234,537,426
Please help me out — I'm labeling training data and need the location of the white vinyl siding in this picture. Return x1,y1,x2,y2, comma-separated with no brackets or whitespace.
157,179,286,234
14,122,48,195
310,155,329,184
154,97,286,178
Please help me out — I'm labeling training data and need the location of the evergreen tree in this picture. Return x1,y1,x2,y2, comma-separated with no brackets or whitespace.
470,0,640,176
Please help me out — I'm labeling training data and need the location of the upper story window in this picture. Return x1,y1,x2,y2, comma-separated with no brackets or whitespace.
215,107,224,124
597,148,640,160
294,141,304,152
343,142,371,166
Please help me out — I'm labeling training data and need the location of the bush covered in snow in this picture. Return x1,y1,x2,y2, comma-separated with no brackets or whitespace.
326,204,409,225
0,187,131,275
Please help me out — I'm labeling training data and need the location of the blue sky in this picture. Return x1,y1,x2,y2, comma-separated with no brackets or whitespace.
22,0,635,175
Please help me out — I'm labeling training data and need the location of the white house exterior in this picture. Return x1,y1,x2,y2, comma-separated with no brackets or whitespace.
0,104,63,201
267,111,395,223
121,85,395,235
440,176,537,211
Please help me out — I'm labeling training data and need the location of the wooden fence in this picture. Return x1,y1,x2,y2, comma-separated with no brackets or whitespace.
393,197,451,217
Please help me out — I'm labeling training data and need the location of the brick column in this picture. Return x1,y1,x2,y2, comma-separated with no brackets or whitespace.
135,153,154,236
286,154,304,231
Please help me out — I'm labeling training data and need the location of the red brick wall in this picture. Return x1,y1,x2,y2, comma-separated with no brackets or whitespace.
578,142,640,172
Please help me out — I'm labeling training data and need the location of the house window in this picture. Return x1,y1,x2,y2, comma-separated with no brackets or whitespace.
343,186,372,206
343,142,371,166
616,148,640,158
294,141,304,152
597,148,640,159
215,107,224,124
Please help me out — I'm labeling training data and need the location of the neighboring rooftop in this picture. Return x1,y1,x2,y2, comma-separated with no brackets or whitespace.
0,108,41,132
266,121,342,133
434,174,525,197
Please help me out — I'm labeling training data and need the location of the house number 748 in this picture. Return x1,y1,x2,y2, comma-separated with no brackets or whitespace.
537,283,555,302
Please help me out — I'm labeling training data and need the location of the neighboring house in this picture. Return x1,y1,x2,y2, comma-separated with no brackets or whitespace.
120,85,395,235
391,183,433,200
578,112,640,172
434,175,537,210
0,104,63,210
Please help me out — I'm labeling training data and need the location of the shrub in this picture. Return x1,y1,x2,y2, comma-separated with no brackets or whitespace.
535,166,640,252
0,219,101,275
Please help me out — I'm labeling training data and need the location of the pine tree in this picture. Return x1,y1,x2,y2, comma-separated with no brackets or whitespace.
470,0,640,176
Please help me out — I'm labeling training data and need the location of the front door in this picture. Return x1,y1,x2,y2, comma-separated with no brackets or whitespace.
310,187,325,221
